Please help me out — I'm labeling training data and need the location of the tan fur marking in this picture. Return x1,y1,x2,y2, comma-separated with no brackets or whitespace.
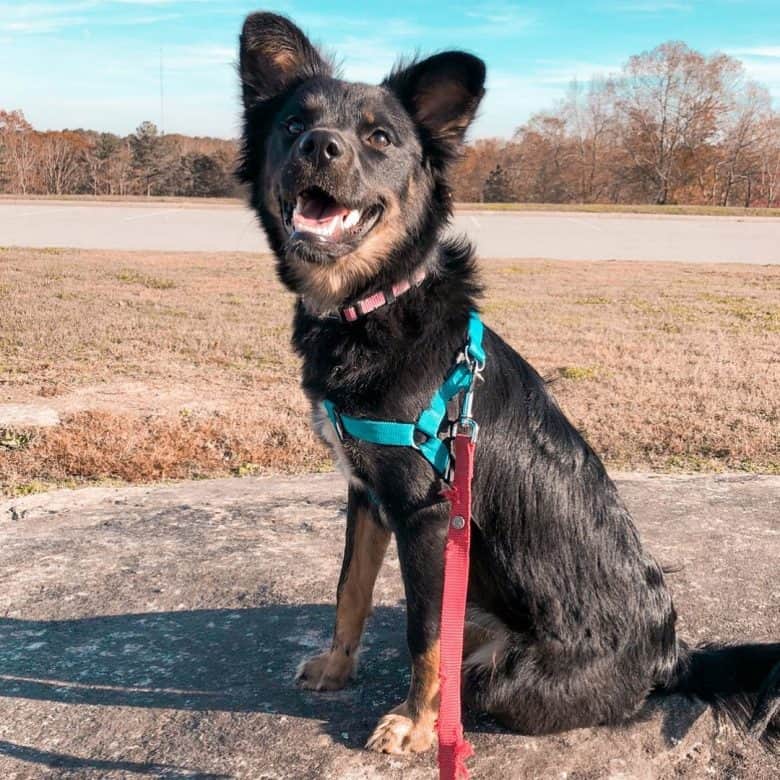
297,506,390,691
463,607,510,678
291,190,408,311
302,91,324,112
366,640,440,754
257,43,300,74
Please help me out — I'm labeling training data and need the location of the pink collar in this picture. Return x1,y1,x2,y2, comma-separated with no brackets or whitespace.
337,266,427,322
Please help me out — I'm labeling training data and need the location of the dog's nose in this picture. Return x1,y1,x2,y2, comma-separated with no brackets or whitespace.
298,129,344,167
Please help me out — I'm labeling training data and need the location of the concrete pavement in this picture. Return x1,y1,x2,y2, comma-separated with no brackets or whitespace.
1,472,778,779
2,200,779,262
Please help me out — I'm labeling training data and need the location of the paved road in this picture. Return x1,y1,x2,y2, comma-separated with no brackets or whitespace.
1,472,778,778
2,201,779,262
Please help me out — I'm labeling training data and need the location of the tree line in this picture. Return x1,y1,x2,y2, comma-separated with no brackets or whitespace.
455,42,780,207
1,41,778,206
0,115,238,198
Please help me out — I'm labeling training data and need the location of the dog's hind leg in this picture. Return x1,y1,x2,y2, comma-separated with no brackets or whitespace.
297,484,390,691
463,610,656,735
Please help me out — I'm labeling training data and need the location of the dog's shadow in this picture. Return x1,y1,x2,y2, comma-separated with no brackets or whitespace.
0,604,410,750
0,604,704,754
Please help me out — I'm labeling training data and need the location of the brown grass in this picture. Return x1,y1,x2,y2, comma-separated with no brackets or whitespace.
1,247,778,496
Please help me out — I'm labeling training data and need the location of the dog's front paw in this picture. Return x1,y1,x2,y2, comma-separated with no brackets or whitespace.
296,651,355,691
365,703,436,754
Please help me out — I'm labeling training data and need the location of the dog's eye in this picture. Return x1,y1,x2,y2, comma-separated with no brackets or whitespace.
367,129,391,149
284,117,305,136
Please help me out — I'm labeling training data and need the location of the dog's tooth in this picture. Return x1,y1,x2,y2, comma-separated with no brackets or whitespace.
343,209,360,229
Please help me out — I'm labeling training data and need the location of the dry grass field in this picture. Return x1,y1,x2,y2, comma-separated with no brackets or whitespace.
1,247,778,496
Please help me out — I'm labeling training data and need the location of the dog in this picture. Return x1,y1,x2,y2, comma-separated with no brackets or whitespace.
237,12,780,756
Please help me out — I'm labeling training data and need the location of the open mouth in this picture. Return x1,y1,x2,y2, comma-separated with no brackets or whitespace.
282,186,382,246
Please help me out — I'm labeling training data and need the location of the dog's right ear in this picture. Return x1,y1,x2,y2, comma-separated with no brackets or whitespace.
239,13,331,108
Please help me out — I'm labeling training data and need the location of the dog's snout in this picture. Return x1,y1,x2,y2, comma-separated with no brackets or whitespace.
298,129,345,167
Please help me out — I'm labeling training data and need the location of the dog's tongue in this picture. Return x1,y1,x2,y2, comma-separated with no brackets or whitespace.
300,196,349,221
293,192,352,239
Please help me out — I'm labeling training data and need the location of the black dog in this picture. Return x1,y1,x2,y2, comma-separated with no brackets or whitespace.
237,12,780,755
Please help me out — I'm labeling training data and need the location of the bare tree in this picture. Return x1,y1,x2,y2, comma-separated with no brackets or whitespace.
614,42,736,204
757,113,780,207
561,79,619,202
513,113,572,202
0,110,36,195
717,80,772,206
39,132,84,195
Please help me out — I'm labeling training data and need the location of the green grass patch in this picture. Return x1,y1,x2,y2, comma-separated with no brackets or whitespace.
7,480,52,497
1,430,34,451
116,270,177,290
559,366,599,381
700,293,780,329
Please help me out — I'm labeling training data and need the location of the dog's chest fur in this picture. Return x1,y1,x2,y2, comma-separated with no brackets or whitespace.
311,401,359,486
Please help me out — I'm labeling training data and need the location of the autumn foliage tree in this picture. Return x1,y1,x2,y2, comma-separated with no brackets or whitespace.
452,41,779,207
0,110,36,195
0,112,239,198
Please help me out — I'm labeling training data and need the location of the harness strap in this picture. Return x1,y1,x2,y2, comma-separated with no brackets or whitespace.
323,310,484,478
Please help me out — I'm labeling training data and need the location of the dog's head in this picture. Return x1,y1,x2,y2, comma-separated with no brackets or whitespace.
237,12,485,310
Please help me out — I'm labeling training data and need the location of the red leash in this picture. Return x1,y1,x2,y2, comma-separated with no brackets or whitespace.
438,427,476,780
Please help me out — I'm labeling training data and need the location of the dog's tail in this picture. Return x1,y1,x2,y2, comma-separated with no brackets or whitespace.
659,640,780,748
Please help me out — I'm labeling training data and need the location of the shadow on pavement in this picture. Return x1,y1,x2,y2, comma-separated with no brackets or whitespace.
0,604,707,755
0,604,415,752
0,740,228,779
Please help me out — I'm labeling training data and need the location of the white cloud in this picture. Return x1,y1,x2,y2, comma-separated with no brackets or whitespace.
612,1,693,11
0,1,196,34
114,13,181,25
110,0,208,5
0,2,95,33
726,46,780,99
462,2,536,32
292,12,425,39
472,71,560,138
326,36,400,84
529,60,621,85
163,44,236,70
4,18,85,33
728,46,780,59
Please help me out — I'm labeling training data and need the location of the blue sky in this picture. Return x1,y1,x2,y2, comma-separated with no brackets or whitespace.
1,1,779,139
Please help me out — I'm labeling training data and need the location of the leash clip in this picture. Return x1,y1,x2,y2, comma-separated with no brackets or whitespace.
453,416,479,443
444,419,478,484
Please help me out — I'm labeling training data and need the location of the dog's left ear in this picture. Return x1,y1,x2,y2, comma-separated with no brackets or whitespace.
240,12,331,108
383,51,486,157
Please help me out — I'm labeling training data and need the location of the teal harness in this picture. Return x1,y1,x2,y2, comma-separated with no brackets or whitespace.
323,310,486,478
